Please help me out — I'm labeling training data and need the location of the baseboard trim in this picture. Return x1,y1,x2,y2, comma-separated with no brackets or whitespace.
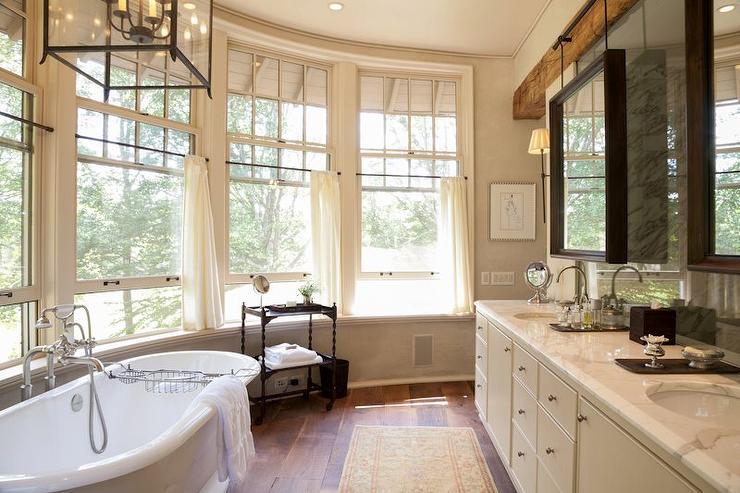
347,374,474,389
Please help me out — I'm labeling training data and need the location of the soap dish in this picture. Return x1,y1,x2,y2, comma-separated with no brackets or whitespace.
615,358,740,374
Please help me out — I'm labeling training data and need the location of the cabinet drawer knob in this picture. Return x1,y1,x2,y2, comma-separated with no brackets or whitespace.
517,451,525,457
477,355,482,360
477,326,483,331
547,394,557,402
577,414,587,422
504,347,511,352
518,365,526,371
476,384,482,389
545,447,555,455
517,409,525,415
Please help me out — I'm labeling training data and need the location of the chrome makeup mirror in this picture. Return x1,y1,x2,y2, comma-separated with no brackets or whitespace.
524,261,552,304
253,275,270,307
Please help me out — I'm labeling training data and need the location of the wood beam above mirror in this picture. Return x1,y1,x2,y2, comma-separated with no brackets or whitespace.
513,0,640,120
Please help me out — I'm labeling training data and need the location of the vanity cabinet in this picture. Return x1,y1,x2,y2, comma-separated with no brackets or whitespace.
475,317,488,419
577,397,699,493
487,321,513,463
476,308,705,493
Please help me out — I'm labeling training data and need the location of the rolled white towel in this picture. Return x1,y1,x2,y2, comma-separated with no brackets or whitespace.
264,343,317,365
262,353,324,370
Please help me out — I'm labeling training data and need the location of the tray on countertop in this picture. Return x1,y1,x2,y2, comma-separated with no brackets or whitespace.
549,323,628,333
615,358,740,374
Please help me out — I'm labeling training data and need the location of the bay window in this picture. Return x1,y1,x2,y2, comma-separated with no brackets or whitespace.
0,0,40,365
74,62,195,340
224,46,330,319
356,73,461,314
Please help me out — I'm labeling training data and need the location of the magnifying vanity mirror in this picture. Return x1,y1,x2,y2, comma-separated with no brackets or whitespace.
524,261,552,304
550,49,629,263
253,275,270,307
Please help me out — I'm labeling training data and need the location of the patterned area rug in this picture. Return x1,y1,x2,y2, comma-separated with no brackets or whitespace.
338,426,497,492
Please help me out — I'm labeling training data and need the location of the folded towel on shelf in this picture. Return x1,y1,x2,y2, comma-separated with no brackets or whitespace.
261,353,324,370
188,375,255,493
264,343,318,365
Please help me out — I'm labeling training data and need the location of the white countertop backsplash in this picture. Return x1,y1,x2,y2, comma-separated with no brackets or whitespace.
475,300,740,493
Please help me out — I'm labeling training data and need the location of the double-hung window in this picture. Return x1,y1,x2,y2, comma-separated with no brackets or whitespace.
224,47,330,318
356,74,461,314
74,54,195,341
714,63,740,256
0,0,40,365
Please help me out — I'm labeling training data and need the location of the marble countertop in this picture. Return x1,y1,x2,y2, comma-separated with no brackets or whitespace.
475,300,740,493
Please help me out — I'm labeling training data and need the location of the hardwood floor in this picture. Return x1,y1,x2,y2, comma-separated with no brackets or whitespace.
241,381,517,493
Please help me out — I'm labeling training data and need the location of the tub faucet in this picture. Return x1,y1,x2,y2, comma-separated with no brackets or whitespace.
556,265,589,305
604,265,643,309
20,334,77,401
60,355,105,372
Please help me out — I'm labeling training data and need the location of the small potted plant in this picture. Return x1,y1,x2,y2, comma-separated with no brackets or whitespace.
298,281,320,305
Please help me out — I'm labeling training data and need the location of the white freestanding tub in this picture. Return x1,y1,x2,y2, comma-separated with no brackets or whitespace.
0,350,259,493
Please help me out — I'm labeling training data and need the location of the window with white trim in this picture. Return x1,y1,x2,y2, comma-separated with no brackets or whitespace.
356,73,461,314
74,75,194,339
224,47,330,318
0,0,40,365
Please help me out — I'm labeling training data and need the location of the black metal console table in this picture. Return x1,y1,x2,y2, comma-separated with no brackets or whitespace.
241,302,338,425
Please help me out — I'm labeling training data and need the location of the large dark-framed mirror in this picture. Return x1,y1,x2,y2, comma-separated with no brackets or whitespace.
686,0,740,274
549,49,629,263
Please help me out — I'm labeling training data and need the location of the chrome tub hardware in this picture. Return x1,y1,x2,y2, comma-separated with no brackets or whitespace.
106,364,260,394
682,346,725,369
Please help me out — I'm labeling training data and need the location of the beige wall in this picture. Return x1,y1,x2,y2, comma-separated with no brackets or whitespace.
513,0,585,87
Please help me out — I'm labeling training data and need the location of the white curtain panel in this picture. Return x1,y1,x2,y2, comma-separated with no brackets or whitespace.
182,155,224,331
440,177,473,314
310,171,342,308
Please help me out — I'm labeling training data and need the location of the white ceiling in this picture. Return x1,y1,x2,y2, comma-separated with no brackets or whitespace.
215,0,550,56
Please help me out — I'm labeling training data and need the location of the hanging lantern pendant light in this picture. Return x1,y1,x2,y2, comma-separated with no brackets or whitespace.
108,0,170,44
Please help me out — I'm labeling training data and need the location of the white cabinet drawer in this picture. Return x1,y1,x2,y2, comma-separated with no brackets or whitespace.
513,343,538,395
475,366,487,418
475,313,488,343
537,406,575,493
536,462,562,493
511,423,537,493
475,334,488,374
538,365,577,439
512,377,537,448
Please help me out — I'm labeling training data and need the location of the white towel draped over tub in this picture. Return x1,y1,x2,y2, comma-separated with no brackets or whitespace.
188,375,255,492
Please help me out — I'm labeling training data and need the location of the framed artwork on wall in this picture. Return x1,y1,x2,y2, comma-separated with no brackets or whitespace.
489,182,536,241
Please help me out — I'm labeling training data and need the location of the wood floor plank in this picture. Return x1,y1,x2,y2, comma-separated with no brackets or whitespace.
243,381,517,493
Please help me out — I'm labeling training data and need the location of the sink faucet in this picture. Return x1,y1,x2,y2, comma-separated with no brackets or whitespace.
556,265,589,305
21,304,96,401
604,265,643,308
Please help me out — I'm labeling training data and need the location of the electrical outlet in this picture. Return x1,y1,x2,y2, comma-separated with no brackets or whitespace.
275,378,289,392
481,271,491,285
491,272,515,286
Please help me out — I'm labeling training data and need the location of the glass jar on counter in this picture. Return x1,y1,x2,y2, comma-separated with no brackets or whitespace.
601,306,625,328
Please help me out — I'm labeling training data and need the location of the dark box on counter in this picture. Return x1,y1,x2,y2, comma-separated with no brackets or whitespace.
629,307,677,345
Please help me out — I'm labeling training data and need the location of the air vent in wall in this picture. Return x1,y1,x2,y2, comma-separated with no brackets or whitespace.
413,334,434,367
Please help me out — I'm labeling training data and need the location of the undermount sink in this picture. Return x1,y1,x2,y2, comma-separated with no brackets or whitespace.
646,381,740,428
513,312,556,321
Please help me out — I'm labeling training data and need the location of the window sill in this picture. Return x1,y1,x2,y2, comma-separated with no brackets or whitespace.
0,312,473,395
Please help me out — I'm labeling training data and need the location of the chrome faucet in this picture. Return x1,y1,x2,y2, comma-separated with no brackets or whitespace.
604,265,643,309
21,304,96,401
61,355,105,372
556,265,589,305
